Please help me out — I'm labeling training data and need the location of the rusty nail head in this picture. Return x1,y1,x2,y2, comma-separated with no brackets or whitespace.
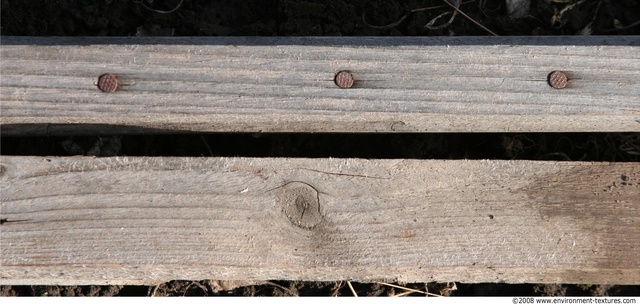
97,73,119,93
548,71,568,89
334,70,354,89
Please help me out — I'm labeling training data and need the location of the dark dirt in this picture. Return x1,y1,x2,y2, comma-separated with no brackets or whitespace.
2,133,640,161
1,0,640,297
2,0,639,36
3,281,640,297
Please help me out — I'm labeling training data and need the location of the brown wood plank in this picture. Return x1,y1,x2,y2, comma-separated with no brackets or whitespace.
1,36,639,134
1,156,638,285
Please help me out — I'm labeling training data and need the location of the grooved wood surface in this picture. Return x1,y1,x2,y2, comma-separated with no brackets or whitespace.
1,156,638,285
1,36,639,134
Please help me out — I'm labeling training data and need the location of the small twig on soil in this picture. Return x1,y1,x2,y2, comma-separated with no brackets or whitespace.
181,281,207,296
618,134,640,157
265,281,298,296
393,290,418,297
551,0,586,29
600,19,640,33
425,11,458,30
346,281,358,297
539,152,573,161
362,0,474,29
442,282,458,294
441,0,498,35
362,13,409,29
199,135,213,156
331,281,345,297
374,281,443,297
147,285,159,297
136,0,184,14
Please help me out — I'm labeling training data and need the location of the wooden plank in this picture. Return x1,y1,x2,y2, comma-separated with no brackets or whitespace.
1,156,638,285
1,36,639,135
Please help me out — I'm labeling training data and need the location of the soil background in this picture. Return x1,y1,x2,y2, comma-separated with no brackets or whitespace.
1,0,640,297
2,0,640,36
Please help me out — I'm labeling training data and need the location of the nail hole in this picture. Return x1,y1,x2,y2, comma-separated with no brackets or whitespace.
334,70,354,89
488,214,494,219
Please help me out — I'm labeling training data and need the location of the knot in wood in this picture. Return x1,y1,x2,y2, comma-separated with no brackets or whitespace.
276,181,324,229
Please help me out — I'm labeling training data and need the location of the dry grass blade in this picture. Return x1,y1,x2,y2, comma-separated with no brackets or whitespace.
413,2,469,13
346,281,358,297
136,0,184,14
392,290,418,297
374,281,443,297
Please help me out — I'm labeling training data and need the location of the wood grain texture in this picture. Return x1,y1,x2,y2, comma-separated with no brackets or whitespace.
1,36,639,134
1,156,638,285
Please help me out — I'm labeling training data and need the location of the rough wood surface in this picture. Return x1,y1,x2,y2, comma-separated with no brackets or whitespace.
1,36,639,134
1,156,638,285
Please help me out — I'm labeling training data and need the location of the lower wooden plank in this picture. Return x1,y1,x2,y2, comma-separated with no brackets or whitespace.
1,156,638,285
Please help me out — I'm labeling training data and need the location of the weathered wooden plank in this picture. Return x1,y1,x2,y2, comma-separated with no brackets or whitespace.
1,36,639,134
1,156,638,285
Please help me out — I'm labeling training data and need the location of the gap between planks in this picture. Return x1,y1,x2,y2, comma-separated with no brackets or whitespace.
1,36,639,134
1,156,638,285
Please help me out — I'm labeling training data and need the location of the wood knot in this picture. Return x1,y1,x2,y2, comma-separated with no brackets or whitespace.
276,181,324,229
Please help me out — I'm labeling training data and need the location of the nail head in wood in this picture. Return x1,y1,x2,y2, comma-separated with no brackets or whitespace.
334,70,354,89
97,73,119,93
548,71,568,89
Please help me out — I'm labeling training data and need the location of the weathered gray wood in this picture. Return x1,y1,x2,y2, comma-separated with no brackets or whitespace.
1,156,638,285
1,36,639,134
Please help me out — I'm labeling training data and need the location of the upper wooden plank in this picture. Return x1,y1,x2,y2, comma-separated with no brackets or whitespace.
1,36,639,134
1,156,639,285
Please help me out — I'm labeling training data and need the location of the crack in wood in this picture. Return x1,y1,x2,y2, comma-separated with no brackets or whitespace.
0,218,31,225
287,168,390,180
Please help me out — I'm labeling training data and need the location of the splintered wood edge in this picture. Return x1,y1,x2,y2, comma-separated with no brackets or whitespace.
1,156,639,285
1,36,639,134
